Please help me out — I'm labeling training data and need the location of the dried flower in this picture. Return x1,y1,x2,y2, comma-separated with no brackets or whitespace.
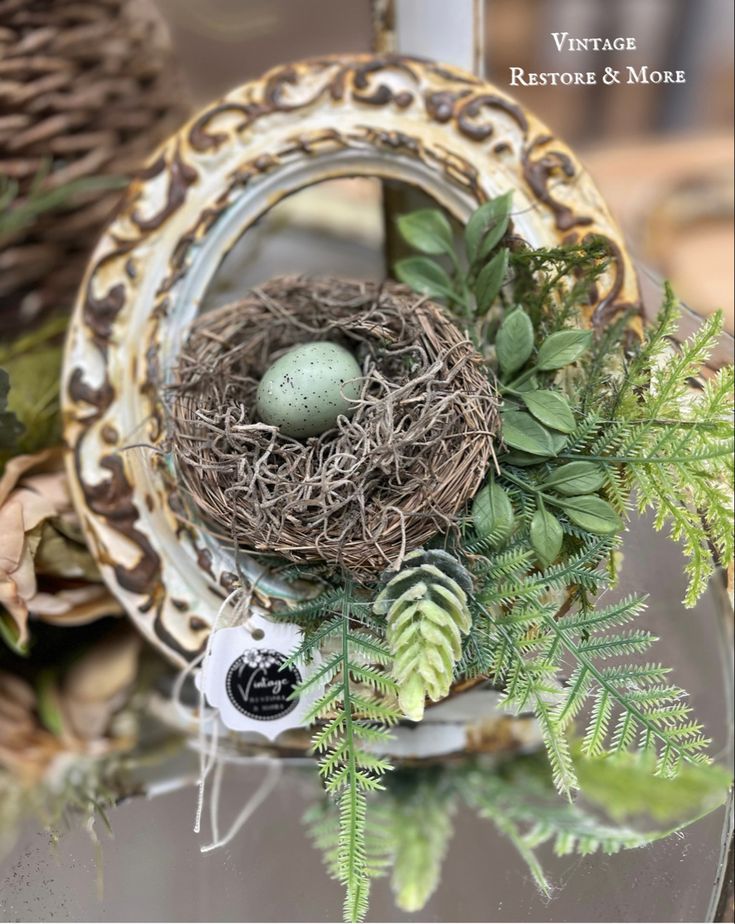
0,626,141,784
0,671,59,784
0,448,122,649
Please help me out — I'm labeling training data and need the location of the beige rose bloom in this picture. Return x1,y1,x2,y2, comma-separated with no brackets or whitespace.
0,449,122,648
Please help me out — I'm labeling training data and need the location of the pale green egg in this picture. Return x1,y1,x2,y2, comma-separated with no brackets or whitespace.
256,341,362,438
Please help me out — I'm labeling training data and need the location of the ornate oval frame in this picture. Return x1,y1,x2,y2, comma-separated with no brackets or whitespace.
63,54,641,665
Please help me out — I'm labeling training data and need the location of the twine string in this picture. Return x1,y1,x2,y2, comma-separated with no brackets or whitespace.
170,584,259,839
200,759,282,854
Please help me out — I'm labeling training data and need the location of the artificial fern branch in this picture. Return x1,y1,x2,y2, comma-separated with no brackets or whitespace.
286,198,733,924
294,587,399,922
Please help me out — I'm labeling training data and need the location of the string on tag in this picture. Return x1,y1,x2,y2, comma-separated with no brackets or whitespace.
197,585,259,837
170,571,314,854
170,583,261,840
199,758,282,853
193,584,282,852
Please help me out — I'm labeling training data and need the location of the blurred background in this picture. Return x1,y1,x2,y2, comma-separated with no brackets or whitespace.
1,0,732,330
151,0,734,325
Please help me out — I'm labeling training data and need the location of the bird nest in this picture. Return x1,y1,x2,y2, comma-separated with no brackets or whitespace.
168,276,499,575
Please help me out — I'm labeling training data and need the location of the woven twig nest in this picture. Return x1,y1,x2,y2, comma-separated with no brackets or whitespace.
169,276,499,575
0,0,188,331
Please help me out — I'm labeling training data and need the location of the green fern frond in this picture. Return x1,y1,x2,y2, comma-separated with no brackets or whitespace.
284,589,349,621
470,542,536,580
283,614,343,668
533,681,578,795
611,284,680,415
567,295,733,605
476,535,611,609
459,759,643,894
558,594,648,633
304,797,393,888
473,566,710,794
296,592,400,923
541,602,710,774
305,769,457,916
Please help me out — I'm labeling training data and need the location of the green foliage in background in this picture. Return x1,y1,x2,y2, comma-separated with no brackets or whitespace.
0,314,69,468
0,167,125,240
0,368,24,451
0,166,127,468
0,167,126,471
306,749,732,915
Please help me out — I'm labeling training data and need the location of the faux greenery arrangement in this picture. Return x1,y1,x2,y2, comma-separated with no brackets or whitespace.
1,182,732,922
273,194,733,920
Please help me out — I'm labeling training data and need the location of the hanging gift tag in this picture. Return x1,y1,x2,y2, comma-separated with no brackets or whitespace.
199,613,321,740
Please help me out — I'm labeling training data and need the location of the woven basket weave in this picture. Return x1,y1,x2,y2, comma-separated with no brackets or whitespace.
0,0,189,332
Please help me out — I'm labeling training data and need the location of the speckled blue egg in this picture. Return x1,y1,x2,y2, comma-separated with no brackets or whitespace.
256,341,362,438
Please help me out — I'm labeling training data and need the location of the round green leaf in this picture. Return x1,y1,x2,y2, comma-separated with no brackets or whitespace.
394,257,455,300
520,389,576,433
536,329,592,370
501,410,556,456
496,308,534,375
530,504,563,565
472,480,515,546
542,461,605,495
552,494,623,534
396,209,453,255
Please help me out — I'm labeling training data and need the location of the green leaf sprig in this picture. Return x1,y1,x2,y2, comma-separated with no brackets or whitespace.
473,297,621,564
393,197,627,568
397,198,731,780
394,193,512,329
0,166,127,240
497,316,590,454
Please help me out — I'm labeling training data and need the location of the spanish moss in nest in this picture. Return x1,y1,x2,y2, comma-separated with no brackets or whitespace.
167,276,499,574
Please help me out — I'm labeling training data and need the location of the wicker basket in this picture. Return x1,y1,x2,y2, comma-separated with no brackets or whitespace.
0,0,189,332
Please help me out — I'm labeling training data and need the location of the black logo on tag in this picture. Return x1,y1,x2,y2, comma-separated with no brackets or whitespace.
225,648,301,721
